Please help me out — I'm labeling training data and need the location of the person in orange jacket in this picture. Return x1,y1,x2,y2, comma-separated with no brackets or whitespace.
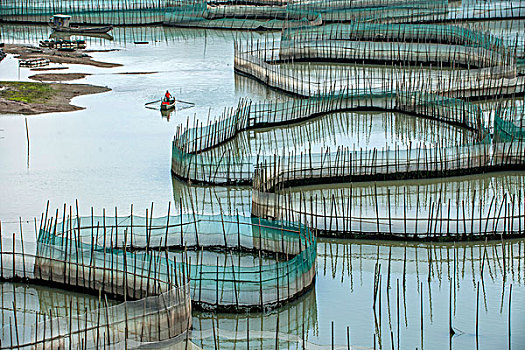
165,90,171,100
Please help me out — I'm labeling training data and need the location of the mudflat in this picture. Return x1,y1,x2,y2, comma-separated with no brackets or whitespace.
3,44,122,68
28,73,91,82
0,81,110,115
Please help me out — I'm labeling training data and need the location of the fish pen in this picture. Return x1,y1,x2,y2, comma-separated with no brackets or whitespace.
234,37,524,98
3,0,525,28
0,226,192,349
36,204,317,311
251,170,525,240
278,23,514,69
164,0,450,29
171,90,489,185
164,0,322,30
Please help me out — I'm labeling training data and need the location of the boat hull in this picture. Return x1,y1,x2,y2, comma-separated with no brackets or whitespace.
49,24,113,34
160,98,176,110
160,102,176,110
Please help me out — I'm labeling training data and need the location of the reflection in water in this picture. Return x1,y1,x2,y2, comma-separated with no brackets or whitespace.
1,19,525,350
0,23,278,48
247,111,474,157
309,238,524,349
0,282,117,338
7,237,520,349
172,176,252,216
192,288,318,349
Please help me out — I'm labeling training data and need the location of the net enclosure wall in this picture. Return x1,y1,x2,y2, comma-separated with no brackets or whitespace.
0,233,192,349
40,211,317,311
171,91,486,185
0,0,168,25
495,103,525,141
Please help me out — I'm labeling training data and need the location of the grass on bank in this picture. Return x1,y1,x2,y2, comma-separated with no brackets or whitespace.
0,81,54,104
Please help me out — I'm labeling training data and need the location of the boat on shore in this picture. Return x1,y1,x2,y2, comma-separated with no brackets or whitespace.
49,14,113,34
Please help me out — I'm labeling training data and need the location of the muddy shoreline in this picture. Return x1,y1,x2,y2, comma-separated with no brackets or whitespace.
29,73,91,82
3,44,122,68
0,81,110,115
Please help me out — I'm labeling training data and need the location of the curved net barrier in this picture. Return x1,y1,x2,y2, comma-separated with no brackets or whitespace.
252,169,525,240
38,207,317,311
3,0,524,27
171,91,486,185
278,23,514,69
164,0,322,30
2,0,525,27
494,103,525,141
0,233,192,349
234,40,524,99
0,0,169,25
286,0,449,23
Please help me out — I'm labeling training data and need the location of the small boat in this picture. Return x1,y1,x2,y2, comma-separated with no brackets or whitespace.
160,97,176,111
50,31,114,41
49,14,113,34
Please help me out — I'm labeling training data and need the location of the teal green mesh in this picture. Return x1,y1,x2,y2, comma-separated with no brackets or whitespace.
494,104,525,142
39,213,317,309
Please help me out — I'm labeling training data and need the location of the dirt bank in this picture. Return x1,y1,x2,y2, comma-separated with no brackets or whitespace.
3,44,122,68
31,67,69,71
0,81,110,115
29,73,91,82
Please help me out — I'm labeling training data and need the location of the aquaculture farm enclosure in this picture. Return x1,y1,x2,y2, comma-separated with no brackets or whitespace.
1,0,525,349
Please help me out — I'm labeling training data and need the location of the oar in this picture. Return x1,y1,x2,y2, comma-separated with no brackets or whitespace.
176,99,195,106
145,99,161,106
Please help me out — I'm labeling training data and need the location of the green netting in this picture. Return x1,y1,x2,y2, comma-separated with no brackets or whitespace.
0,234,192,349
2,0,524,27
39,213,317,310
281,23,507,54
0,0,168,25
163,0,449,28
286,0,449,23
164,0,321,29
494,104,525,141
